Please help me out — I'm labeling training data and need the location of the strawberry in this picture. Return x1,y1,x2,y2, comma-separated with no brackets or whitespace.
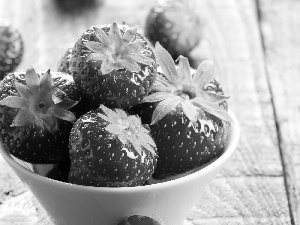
144,0,202,60
0,67,81,164
117,215,164,225
132,43,233,179
53,0,102,15
68,104,157,187
69,22,157,110
0,23,24,80
58,47,93,116
57,47,72,74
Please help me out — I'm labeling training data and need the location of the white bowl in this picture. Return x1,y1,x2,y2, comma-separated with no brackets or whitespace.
0,110,240,225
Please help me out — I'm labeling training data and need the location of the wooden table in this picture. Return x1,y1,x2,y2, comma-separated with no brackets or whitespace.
0,0,299,224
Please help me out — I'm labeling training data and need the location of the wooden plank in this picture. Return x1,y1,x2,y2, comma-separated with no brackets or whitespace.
187,0,291,223
0,191,40,225
187,177,291,224
0,0,42,72
257,0,300,224
190,0,284,177
0,0,293,224
191,0,283,175
1,0,155,71
0,154,27,203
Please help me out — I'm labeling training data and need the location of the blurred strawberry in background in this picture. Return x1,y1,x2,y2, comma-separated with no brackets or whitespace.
53,0,104,14
144,0,202,61
0,23,24,80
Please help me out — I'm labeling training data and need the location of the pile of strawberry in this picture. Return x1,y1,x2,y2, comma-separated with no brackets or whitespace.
0,22,232,187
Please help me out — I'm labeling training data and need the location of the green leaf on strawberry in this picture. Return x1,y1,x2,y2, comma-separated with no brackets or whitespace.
0,67,81,164
68,105,157,187
69,22,157,109
0,67,77,132
143,42,232,124
132,43,232,179
98,104,157,157
83,22,155,74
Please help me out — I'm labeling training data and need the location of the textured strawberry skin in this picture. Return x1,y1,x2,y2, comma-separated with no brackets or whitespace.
68,108,157,187
145,7,178,59
138,104,230,179
53,69,91,118
132,79,230,179
144,2,201,60
57,48,72,74
0,25,24,80
0,72,82,164
69,25,156,110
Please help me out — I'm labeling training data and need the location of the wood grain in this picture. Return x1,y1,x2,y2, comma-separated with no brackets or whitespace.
0,191,40,225
0,0,155,72
189,0,291,223
257,0,300,224
186,177,291,225
0,0,297,224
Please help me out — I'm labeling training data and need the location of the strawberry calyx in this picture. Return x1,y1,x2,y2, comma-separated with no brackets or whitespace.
0,67,78,133
98,104,157,161
83,22,155,75
143,42,233,125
